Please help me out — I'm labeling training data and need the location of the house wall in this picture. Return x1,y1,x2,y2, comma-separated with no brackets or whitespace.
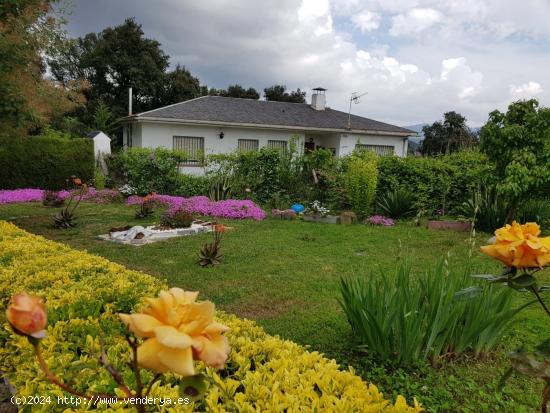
136,122,305,175
338,133,408,157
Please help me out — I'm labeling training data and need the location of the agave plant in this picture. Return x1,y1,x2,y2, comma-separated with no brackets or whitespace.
198,225,225,267
135,197,155,219
53,179,87,229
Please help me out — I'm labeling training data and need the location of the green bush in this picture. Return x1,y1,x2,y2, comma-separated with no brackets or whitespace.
174,174,211,197
208,143,306,205
105,147,186,195
339,261,524,366
343,151,378,217
0,135,94,189
377,151,493,214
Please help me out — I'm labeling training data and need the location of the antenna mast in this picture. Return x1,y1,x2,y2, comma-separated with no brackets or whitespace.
347,91,368,130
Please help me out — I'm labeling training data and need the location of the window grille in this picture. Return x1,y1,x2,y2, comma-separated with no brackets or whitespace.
355,144,394,156
173,136,204,165
267,140,288,152
238,139,259,152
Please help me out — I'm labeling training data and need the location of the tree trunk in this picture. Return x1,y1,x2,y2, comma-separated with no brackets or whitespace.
505,198,518,224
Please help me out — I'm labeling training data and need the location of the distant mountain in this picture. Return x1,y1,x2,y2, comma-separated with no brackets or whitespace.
403,123,429,143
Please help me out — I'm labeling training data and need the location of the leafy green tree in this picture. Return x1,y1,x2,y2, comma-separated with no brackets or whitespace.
157,64,201,106
0,0,85,136
93,101,117,133
208,84,259,99
480,99,550,222
50,18,170,119
263,85,306,103
421,111,477,155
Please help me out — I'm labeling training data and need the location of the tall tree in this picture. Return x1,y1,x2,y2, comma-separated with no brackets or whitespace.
480,99,550,221
421,111,477,155
0,0,85,136
263,85,306,103
157,64,201,106
50,18,170,120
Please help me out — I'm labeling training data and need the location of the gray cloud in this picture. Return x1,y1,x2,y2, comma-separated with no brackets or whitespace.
64,0,550,126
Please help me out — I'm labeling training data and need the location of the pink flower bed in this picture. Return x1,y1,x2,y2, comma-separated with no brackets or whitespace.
0,188,120,205
0,189,45,204
366,215,395,226
128,195,266,220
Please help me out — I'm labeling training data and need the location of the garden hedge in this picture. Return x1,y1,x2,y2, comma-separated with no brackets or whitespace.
377,150,494,214
0,136,94,190
0,221,421,412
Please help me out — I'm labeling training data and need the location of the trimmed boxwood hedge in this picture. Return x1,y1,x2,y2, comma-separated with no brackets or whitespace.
0,136,94,190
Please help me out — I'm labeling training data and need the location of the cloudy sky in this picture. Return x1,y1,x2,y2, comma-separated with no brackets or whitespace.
64,0,550,126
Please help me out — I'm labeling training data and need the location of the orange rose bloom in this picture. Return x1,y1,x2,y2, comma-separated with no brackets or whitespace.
480,221,550,268
6,293,47,338
119,288,230,376
73,178,82,186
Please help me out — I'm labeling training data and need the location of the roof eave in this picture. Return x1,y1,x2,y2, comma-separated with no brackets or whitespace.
126,116,413,137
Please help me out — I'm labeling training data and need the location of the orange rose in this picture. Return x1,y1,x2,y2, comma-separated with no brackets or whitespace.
480,221,550,268
73,178,82,186
6,293,47,338
119,288,230,376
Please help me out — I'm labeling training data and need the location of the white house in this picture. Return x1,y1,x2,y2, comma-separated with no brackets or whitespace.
122,89,414,174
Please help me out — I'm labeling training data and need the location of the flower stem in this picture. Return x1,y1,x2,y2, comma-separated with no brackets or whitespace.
530,286,550,319
99,335,133,397
34,343,90,399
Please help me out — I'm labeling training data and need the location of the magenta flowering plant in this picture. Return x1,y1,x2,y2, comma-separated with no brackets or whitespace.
0,188,123,205
128,194,266,220
366,215,395,226
0,189,45,204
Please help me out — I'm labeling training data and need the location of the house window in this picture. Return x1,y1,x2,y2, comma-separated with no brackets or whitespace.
267,140,287,152
173,136,204,165
355,144,394,156
238,139,259,152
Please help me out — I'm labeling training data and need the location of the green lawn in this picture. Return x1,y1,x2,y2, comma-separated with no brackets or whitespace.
1,201,548,412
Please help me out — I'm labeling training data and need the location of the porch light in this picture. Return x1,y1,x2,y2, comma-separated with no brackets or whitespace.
219,131,224,139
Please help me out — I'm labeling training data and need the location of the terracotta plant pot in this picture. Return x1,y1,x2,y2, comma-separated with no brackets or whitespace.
427,220,472,232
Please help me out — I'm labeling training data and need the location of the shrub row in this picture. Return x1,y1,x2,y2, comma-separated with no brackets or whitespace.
104,147,493,217
0,136,94,190
377,150,494,214
0,221,421,412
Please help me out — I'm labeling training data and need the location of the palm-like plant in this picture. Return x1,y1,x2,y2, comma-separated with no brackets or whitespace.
376,188,416,218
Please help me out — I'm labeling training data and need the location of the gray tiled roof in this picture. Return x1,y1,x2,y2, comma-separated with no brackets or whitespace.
135,96,413,134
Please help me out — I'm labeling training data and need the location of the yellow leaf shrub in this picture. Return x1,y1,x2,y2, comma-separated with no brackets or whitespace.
0,221,422,412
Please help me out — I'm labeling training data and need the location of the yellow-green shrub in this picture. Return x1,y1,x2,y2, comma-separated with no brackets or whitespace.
343,151,378,217
0,221,422,412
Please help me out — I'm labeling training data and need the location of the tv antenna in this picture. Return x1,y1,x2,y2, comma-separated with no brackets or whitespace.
347,91,368,130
